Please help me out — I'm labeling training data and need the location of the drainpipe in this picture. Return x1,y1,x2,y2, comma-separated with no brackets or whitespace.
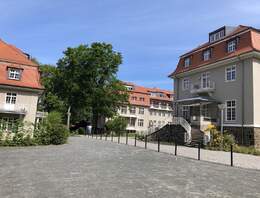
238,55,245,145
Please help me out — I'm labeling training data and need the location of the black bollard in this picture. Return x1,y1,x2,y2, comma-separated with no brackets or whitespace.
126,131,128,145
111,132,113,142
118,132,120,144
105,133,108,141
158,136,160,152
145,136,147,149
134,134,137,147
198,142,201,160
231,144,233,167
175,138,177,156
100,133,102,140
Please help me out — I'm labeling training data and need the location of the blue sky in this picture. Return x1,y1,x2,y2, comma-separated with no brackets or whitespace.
1,0,260,90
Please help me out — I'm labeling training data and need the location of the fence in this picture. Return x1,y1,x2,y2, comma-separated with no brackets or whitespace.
86,131,235,167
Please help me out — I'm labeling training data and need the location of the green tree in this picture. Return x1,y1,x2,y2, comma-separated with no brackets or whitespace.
39,64,65,113
56,43,128,130
105,116,127,135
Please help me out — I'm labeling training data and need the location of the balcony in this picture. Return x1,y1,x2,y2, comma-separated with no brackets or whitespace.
190,81,216,94
0,104,27,115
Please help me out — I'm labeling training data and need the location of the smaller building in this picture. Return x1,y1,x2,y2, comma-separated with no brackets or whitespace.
118,82,174,135
0,39,43,132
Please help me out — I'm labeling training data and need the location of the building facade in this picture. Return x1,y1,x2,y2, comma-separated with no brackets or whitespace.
169,25,260,148
0,39,43,132
118,82,174,135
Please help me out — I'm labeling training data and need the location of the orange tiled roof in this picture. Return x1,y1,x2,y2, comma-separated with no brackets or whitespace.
170,25,260,77
123,82,173,106
0,39,43,90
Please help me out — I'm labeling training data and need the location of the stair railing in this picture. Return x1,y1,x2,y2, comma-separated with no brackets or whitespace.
172,117,192,144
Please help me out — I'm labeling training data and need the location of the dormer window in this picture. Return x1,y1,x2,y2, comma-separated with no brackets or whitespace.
209,28,225,43
8,68,21,80
203,49,211,61
227,39,237,53
184,57,191,67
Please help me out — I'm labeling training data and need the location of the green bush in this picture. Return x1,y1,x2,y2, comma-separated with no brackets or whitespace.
34,111,69,145
105,116,127,135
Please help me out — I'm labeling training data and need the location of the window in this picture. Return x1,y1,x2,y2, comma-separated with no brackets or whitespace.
139,97,145,101
202,104,209,118
162,112,165,117
209,29,225,43
129,106,136,114
149,120,153,127
0,117,17,131
227,40,236,53
158,111,161,116
125,85,134,91
182,78,190,90
203,49,211,61
8,68,21,80
129,117,136,126
6,93,17,104
226,66,236,82
158,121,161,128
138,119,144,127
139,107,144,114
121,106,127,114
184,57,191,67
131,96,137,101
226,100,236,121
182,106,190,120
150,110,153,116
201,72,210,88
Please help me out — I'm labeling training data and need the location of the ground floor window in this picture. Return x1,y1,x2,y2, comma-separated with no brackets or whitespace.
226,100,236,121
181,106,190,120
0,117,18,131
138,119,144,127
129,117,136,127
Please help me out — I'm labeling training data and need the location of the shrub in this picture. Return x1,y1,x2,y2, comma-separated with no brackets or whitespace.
207,125,235,149
34,111,69,145
105,116,127,135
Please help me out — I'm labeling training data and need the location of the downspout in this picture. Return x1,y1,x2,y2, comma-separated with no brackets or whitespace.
238,55,245,145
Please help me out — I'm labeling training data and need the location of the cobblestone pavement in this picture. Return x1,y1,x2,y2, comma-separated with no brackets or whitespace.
0,136,260,198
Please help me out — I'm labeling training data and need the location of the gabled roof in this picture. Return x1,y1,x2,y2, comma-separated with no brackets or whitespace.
0,39,37,66
0,39,43,90
169,25,260,77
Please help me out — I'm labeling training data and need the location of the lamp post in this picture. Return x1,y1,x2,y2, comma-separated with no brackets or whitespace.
218,104,226,150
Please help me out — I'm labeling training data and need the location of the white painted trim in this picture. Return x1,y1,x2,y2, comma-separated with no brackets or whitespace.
225,65,237,82
223,124,242,127
225,99,237,122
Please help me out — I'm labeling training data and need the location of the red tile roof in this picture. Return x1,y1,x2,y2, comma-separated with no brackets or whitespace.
170,25,260,77
123,82,173,106
0,39,43,90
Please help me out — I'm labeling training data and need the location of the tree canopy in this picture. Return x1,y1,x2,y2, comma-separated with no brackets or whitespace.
40,42,129,131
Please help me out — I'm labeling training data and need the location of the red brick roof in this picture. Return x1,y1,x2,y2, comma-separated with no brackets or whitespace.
170,25,260,77
0,39,43,90
123,82,173,106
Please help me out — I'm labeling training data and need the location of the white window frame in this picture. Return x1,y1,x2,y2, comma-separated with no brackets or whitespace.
8,68,21,80
181,106,190,120
139,107,144,115
5,93,17,104
138,119,144,127
182,78,190,91
201,104,210,119
201,72,210,88
227,40,236,53
203,49,211,61
129,117,136,126
121,106,127,114
225,100,236,121
225,65,236,82
129,106,136,114
184,57,191,67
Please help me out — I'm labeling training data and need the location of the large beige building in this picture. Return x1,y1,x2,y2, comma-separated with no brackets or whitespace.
0,39,43,131
169,25,260,148
118,82,174,135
